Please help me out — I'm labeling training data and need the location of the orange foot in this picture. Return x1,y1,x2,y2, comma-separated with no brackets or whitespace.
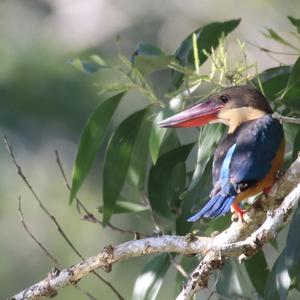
231,203,247,224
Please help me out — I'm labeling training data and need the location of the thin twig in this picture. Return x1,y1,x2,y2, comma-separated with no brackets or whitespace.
206,271,220,300
18,196,59,265
54,150,144,237
142,192,162,233
245,39,300,55
74,286,98,300
19,192,98,299
4,136,124,300
4,136,82,258
264,52,286,65
168,254,188,278
10,160,300,300
273,112,300,125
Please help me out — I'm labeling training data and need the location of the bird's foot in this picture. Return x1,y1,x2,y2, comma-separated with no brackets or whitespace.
231,203,247,224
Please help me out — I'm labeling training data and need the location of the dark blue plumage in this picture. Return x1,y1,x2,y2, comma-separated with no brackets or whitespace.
188,115,284,222
158,85,285,222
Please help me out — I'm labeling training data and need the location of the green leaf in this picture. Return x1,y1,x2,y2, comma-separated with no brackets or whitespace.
127,110,152,196
149,97,183,164
148,143,194,229
252,66,292,101
292,128,300,161
204,213,231,236
175,124,223,235
99,201,148,214
133,254,171,300
102,107,148,226
172,19,241,89
263,28,298,50
283,123,300,168
70,92,125,203
217,259,253,299
158,130,181,156
186,124,223,192
67,57,107,74
282,57,300,111
264,249,291,300
132,42,173,76
245,251,269,297
175,256,198,295
176,158,214,235
286,207,300,282
288,16,300,34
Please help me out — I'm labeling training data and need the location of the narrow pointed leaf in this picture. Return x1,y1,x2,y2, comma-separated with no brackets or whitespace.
98,201,148,214
187,124,223,192
113,201,148,214
245,251,269,297
283,123,300,168
252,66,291,101
175,125,223,235
175,256,198,295
67,58,107,74
176,158,213,235
286,207,300,282
132,42,173,76
263,28,298,49
148,143,194,229
217,259,253,298
70,92,125,203
172,19,241,89
292,128,300,161
288,16,300,33
133,254,171,300
127,110,152,193
102,107,148,226
149,111,169,164
149,97,183,164
282,57,300,111
265,249,290,300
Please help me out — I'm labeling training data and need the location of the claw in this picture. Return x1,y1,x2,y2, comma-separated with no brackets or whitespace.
231,203,247,224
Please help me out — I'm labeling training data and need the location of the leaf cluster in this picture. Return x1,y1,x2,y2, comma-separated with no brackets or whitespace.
68,17,300,300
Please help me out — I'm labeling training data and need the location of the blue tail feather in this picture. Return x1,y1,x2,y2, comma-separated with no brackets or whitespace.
187,194,236,222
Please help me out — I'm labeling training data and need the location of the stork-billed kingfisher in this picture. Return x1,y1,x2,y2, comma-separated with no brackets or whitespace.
158,86,285,222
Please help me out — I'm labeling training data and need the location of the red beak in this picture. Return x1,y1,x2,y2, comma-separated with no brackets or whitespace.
158,99,222,128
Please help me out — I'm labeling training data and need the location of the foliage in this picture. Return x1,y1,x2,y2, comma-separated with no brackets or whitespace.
68,17,300,300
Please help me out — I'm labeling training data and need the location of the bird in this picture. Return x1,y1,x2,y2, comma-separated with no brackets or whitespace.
158,85,285,223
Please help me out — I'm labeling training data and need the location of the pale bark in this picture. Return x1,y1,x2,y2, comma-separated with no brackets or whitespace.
10,156,300,300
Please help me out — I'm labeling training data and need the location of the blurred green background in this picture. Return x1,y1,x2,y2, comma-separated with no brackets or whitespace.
1,0,300,299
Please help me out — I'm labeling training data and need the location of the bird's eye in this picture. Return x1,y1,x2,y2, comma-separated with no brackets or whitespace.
219,94,230,104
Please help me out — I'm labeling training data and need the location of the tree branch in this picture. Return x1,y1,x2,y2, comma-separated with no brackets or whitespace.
4,136,124,300
9,155,300,300
273,113,300,125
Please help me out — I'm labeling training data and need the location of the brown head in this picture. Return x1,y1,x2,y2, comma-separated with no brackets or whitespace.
158,86,272,133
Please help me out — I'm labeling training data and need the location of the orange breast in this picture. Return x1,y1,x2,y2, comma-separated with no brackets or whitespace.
235,140,285,203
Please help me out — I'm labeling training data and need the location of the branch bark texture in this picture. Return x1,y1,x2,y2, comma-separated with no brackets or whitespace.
10,156,300,300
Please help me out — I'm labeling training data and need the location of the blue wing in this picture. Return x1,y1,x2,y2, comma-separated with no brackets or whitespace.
229,115,283,184
188,115,284,222
188,144,237,221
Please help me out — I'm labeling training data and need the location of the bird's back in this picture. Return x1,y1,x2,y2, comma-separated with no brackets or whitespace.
212,114,284,198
